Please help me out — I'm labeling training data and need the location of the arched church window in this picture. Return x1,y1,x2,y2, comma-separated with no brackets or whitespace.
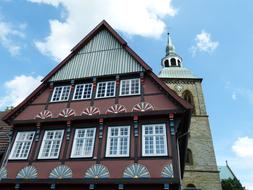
186,184,197,189
186,148,193,165
170,58,176,66
182,90,195,114
164,59,169,67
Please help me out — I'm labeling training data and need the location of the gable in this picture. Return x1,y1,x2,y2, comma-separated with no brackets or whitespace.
3,20,192,123
14,74,181,121
49,29,145,82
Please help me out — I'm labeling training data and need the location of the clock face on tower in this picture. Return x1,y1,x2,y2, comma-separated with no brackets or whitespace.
174,84,183,92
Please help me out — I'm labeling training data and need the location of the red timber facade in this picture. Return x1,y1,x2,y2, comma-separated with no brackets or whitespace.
0,21,192,190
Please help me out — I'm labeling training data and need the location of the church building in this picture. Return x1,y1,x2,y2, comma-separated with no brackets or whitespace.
0,21,193,190
159,35,222,190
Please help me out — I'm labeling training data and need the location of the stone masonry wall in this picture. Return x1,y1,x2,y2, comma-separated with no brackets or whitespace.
164,79,222,190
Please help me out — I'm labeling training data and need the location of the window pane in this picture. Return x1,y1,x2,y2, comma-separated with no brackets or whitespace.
74,84,84,99
106,81,115,97
61,86,70,100
39,130,64,159
10,132,35,159
51,86,70,102
71,128,96,158
142,124,167,156
96,81,115,98
83,84,93,99
97,82,106,97
106,126,130,157
120,79,140,96
131,79,140,94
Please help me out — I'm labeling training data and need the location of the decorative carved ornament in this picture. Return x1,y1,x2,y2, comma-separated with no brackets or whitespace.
161,163,174,178
49,165,72,179
123,163,150,178
58,108,76,118
106,104,127,114
35,110,53,119
0,167,7,179
132,102,154,112
84,164,110,178
16,166,38,179
82,106,100,116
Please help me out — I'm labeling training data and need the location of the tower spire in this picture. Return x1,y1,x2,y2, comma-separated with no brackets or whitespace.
166,33,175,55
161,33,182,68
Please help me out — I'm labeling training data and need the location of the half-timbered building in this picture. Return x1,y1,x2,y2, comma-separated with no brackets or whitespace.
0,20,192,190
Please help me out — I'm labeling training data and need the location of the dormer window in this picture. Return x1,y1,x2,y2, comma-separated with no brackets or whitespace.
96,81,115,98
51,86,71,102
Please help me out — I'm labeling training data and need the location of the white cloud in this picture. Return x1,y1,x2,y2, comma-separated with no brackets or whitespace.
217,136,253,190
0,75,42,109
27,0,177,61
232,136,253,158
232,91,237,100
237,88,253,105
0,21,26,56
224,81,253,105
191,30,219,56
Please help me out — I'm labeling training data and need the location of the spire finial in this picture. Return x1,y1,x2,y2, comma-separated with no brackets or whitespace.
166,32,175,55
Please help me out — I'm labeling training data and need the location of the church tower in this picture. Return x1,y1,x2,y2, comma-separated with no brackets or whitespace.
159,34,222,190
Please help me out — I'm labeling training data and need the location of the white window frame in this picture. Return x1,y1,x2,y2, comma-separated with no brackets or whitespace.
120,78,140,96
95,81,116,98
51,85,71,102
38,130,64,159
71,128,96,158
9,131,35,160
72,83,93,100
142,124,168,157
106,126,130,157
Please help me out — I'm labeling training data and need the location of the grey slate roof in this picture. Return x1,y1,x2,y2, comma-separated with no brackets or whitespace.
158,67,197,79
49,29,144,82
218,166,236,180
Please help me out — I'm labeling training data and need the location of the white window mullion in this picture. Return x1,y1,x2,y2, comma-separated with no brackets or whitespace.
153,127,157,154
48,139,54,157
59,87,64,100
19,141,25,158
117,136,120,155
81,84,85,99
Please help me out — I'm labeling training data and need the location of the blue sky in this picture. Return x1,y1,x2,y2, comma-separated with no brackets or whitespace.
0,0,253,189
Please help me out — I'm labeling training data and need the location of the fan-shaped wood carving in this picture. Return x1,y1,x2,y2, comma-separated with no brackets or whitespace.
161,163,174,178
35,110,53,119
84,164,110,178
58,108,76,118
16,166,38,179
49,165,72,179
82,106,100,116
106,104,127,114
123,163,150,178
132,102,154,112
0,167,7,179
